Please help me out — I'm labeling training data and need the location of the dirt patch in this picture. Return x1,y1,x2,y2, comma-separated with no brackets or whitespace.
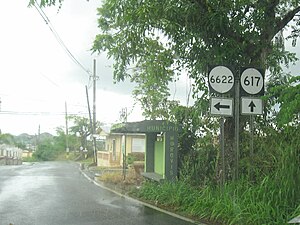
96,168,145,191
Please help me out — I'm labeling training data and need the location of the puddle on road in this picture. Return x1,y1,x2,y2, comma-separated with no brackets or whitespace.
95,195,146,218
0,175,55,210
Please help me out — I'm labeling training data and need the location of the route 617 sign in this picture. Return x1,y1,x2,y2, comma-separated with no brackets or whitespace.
240,68,264,95
208,66,234,94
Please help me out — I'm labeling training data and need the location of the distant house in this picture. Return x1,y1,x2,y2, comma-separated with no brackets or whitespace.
22,150,33,158
97,130,145,167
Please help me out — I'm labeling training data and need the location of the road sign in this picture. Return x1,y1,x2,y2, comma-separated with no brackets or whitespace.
241,68,264,95
210,97,233,116
241,97,263,115
208,66,234,94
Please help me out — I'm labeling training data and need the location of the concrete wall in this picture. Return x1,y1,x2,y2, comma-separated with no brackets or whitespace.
0,144,23,166
0,157,22,166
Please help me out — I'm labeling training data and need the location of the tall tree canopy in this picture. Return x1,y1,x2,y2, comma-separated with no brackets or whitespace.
31,0,300,121
91,0,300,120
92,0,299,88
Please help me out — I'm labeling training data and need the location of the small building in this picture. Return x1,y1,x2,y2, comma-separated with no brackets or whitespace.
110,120,179,182
22,150,33,158
97,131,145,167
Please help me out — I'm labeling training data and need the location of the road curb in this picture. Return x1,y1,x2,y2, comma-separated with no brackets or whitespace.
79,167,204,225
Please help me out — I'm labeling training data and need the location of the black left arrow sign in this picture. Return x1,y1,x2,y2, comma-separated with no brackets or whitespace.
214,102,230,111
248,101,256,112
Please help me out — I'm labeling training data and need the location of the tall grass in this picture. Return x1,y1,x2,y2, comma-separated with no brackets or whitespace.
135,126,300,224
136,174,298,224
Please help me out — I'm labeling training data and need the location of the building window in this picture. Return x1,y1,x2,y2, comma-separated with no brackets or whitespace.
132,138,145,153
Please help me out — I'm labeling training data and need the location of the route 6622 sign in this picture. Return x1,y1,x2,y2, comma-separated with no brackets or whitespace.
208,66,234,94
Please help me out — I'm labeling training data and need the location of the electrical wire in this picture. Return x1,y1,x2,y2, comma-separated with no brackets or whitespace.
33,1,92,78
0,111,88,116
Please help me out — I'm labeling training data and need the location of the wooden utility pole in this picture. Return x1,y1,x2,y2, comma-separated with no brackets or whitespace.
37,125,41,151
92,59,98,165
93,59,97,141
121,107,127,180
65,102,69,155
84,60,98,165
85,85,95,164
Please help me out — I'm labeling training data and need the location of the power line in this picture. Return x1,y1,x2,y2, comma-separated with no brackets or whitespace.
0,111,88,116
33,1,92,77
0,95,88,110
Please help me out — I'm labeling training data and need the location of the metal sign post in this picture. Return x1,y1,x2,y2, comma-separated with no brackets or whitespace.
208,66,235,185
209,66,264,183
250,115,254,159
220,117,225,185
234,76,240,180
240,67,264,181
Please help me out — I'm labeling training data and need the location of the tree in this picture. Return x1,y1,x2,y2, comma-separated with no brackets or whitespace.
68,116,91,150
30,1,300,121
31,0,300,177
34,138,56,161
93,0,299,82
266,73,300,127
90,1,300,150
91,0,300,180
0,133,16,145
68,116,103,152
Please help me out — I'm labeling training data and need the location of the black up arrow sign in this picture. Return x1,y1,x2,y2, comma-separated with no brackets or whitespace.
248,101,256,112
214,102,230,111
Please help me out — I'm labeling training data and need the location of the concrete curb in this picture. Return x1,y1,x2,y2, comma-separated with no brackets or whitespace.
79,167,205,225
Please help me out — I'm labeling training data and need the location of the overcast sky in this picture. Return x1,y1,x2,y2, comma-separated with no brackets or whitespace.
0,1,299,136
0,0,191,136
0,0,136,135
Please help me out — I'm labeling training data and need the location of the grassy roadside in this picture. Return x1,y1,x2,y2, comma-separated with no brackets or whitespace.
130,178,299,225
85,162,298,224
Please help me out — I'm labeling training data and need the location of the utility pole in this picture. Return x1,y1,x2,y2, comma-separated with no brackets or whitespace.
93,59,97,140
65,102,69,156
84,59,98,165
120,107,127,180
37,125,41,151
92,59,98,165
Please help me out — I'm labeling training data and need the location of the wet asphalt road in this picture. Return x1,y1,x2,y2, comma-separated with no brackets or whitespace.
0,161,196,225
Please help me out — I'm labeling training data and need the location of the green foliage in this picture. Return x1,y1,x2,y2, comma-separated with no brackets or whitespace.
93,2,300,186
0,133,16,145
22,156,38,162
28,0,63,8
135,126,300,224
93,0,300,120
127,152,145,165
266,74,300,126
68,116,103,151
32,127,75,161
171,104,220,185
33,139,56,161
